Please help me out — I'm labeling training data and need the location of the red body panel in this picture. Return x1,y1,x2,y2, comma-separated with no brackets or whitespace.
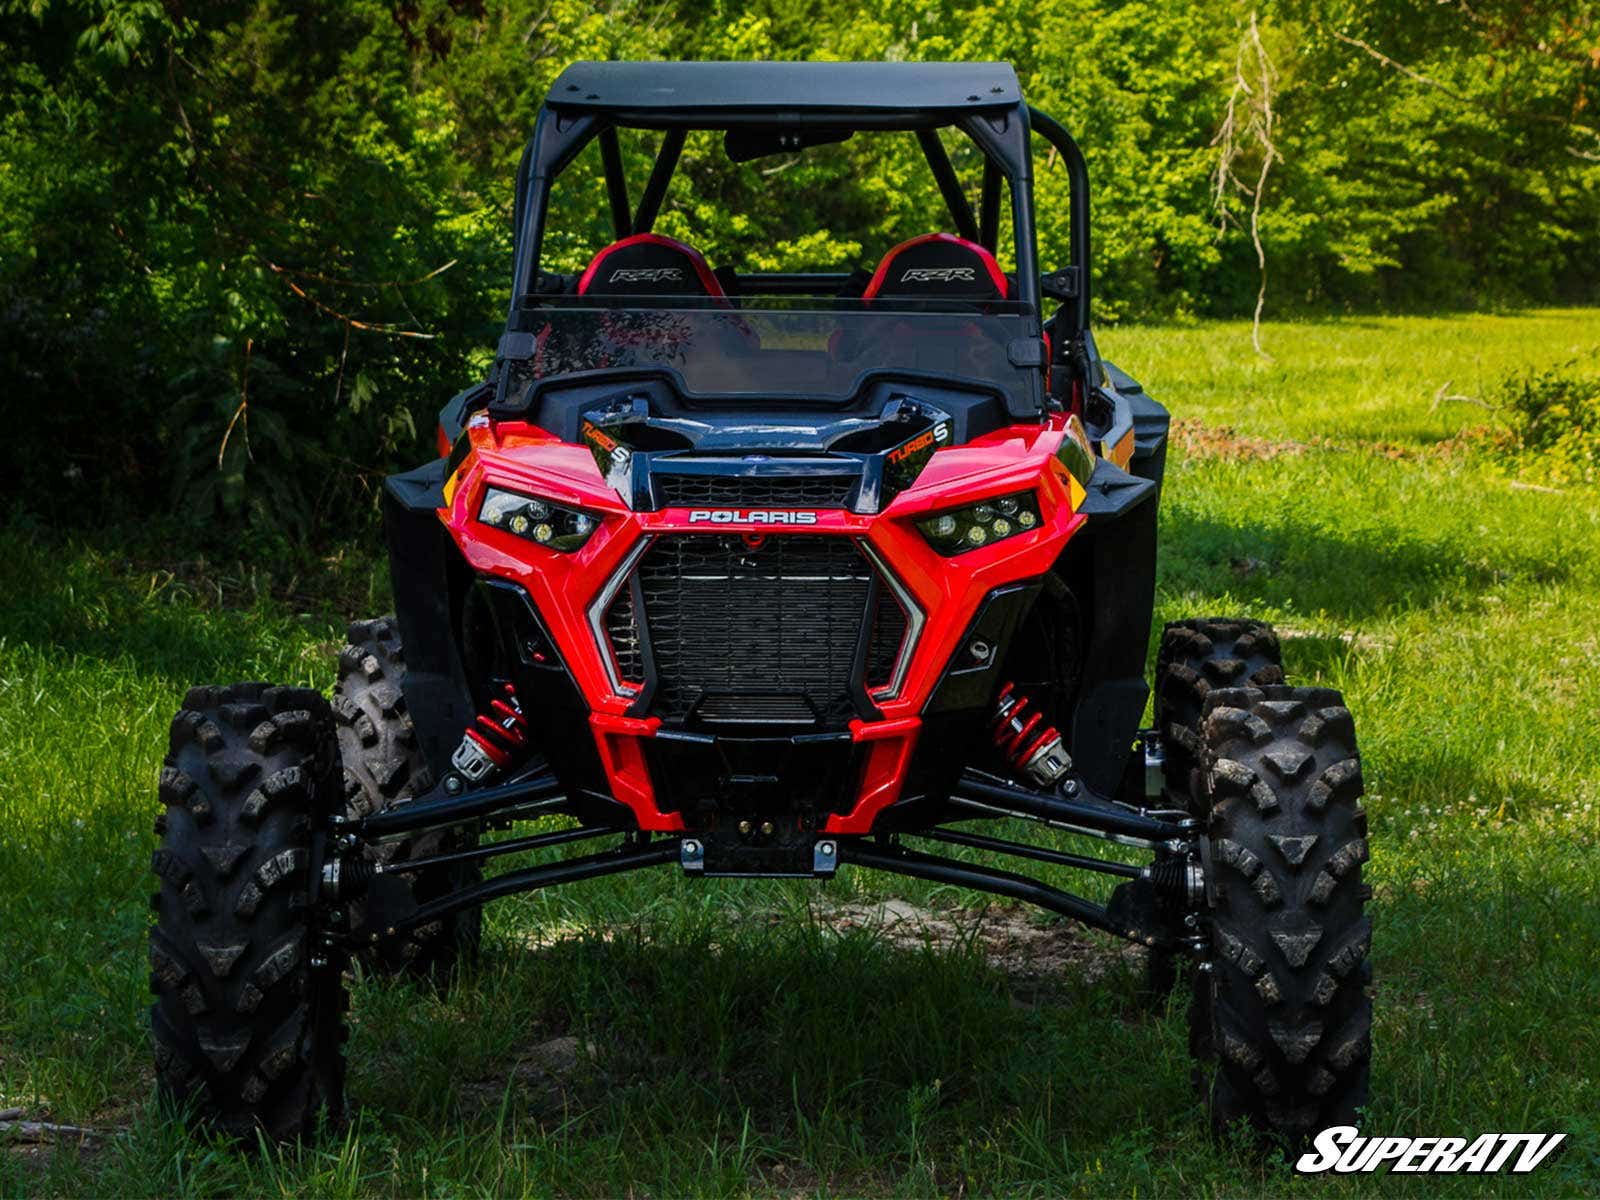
439,412,1091,832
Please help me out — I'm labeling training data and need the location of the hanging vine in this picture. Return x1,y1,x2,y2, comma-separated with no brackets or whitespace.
1212,11,1281,357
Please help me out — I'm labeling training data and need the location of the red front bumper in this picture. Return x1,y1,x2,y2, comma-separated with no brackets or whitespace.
439,415,1089,832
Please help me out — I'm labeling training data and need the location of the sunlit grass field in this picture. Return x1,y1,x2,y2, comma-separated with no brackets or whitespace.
2,311,1598,1196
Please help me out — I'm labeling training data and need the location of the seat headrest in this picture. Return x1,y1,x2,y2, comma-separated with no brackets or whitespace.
577,233,725,298
863,233,1010,302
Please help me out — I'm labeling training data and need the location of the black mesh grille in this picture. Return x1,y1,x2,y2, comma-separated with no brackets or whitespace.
691,694,822,725
604,586,644,683
636,535,872,726
865,584,908,690
655,474,855,509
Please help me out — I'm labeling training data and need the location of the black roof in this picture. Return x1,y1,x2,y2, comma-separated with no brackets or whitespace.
546,60,1022,119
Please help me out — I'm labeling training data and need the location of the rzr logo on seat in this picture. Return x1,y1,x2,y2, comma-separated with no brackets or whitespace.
687,509,820,525
609,267,684,283
900,266,976,283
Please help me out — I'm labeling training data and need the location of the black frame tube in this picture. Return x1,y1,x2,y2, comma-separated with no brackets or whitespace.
380,824,615,877
510,110,601,315
915,129,980,243
979,156,1001,251
956,110,1039,318
598,125,631,239
841,841,1143,942
391,839,678,936
910,826,1142,879
353,770,565,839
632,127,686,233
1025,106,1090,331
956,770,1189,843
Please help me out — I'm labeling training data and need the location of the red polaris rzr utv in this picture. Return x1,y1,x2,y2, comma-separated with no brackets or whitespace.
148,61,1370,1145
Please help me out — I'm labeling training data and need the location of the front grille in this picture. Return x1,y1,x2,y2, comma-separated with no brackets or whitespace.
691,694,822,726
604,586,644,684
655,474,856,509
634,535,873,726
865,585,908,690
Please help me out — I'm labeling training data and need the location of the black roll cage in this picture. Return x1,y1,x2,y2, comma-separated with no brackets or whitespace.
506,71,1092,337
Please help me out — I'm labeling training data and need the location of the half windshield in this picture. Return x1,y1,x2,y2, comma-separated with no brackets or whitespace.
507,298,1042,413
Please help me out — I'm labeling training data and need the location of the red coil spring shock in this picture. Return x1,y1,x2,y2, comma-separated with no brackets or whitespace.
990,682,1073,787
450,681,531,784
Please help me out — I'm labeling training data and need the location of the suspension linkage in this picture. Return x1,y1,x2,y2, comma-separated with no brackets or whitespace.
383,837,681,938
954,767,1198,851
842,839,1179,950
319,822,619,901
332,767,566,840
911,823,1206,910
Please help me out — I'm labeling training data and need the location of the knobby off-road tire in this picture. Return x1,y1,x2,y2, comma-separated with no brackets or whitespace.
334,615,480,978
1191,684,1372,1141
149,683,347,1141
1157,618,1285,807
1145,619,1285,1001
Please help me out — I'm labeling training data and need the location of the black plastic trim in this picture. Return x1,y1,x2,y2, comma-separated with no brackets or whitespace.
1076,459,1158,520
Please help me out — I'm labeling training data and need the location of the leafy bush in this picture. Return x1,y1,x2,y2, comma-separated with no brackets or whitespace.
1499,358,1600,486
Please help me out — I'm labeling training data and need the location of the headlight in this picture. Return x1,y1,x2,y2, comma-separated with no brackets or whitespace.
916,490,1040,556
478,487,599,553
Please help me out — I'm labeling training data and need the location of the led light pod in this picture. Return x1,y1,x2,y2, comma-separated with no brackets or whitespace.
916,490,1042,557
479,486,600,553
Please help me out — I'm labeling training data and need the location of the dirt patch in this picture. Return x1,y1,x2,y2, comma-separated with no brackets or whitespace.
1275,623,1392,654
459,1034,600,1116
513,899,1147,992
818,897,1146,994
1172,416,1507,464
1169,417,1308,461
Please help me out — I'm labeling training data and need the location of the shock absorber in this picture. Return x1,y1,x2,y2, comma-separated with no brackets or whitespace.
991,682,1073,788
449,681,532,785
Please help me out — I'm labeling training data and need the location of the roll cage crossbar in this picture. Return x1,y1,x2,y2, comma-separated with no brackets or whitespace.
506,61,1092,334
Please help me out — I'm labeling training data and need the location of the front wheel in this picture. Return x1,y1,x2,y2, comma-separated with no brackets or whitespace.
1189,684,1372,1141
149,683,347,1141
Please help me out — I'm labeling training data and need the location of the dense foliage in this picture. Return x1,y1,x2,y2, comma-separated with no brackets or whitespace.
2,0,1597,539
1498,355,1600,485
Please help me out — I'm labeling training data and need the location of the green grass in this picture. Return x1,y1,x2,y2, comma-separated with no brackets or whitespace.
3,310,1599,1196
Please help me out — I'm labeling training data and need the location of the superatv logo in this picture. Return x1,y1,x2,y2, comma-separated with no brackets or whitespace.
609,267,684,284
900,266,976,283
1295,1127,1566,1175
687,509,820,525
